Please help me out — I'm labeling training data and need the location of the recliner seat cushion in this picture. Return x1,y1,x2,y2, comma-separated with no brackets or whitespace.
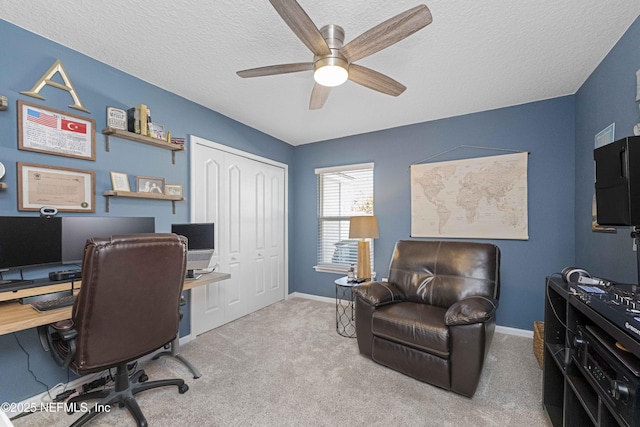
372,302,449,358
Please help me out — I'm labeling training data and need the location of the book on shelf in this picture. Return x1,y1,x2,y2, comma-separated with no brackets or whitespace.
127,105,140,134
126,104,149,135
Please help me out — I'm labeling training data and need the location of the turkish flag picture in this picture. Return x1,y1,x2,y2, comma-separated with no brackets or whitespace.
61,119,87,134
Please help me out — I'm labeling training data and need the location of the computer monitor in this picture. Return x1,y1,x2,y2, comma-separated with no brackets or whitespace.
171,223,215,250
0,216,62,271
61,216,155,264
171,223,214,278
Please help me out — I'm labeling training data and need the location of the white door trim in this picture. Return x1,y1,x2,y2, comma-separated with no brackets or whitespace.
188,134,289,313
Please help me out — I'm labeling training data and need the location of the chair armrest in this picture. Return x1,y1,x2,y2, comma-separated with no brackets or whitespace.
38,320,78,369
353,281,404,307
52,319,78,340
445,296,499,326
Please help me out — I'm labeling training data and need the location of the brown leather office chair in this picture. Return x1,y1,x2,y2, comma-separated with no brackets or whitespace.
353,240,500,397
40,234,189,427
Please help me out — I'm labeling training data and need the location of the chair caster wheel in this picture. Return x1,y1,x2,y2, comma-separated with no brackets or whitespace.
139,373,148,382
178,383,189,394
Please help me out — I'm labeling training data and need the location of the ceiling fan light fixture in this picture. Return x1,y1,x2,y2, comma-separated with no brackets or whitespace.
314,56,349,87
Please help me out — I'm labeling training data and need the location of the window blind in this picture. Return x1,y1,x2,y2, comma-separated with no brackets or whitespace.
315,163,374,273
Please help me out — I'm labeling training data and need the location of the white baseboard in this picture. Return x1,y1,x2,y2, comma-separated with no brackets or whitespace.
288,292,333,304
179,333,195,346
289,292,534,337
495,325,533,338
5,370,106,420
6,337,195,422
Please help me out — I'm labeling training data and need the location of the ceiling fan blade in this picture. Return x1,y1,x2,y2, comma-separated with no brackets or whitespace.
348,64,406,96
309,83,331,110
341,5,433,63
237,62,313,78
269,0,331,56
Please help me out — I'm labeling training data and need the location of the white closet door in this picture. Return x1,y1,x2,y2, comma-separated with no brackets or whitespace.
191,147,226,334
248,160,286,312
190,136,287,335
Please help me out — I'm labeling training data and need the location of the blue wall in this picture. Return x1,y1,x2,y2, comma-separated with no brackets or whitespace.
292,96,576,330
575,16,640,282
2,13,639,406
0,19,294,404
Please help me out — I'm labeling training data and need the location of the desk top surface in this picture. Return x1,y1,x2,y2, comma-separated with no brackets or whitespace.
0,271,230,335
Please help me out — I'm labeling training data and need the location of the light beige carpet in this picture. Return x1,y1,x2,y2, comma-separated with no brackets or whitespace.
12,297,549,426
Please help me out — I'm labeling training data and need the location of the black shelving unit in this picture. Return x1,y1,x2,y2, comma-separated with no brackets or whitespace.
543,277,639,426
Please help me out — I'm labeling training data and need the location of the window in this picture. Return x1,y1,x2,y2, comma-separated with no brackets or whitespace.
315,163,374,273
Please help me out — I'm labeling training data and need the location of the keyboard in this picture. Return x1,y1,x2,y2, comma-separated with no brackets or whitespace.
31,295,76,312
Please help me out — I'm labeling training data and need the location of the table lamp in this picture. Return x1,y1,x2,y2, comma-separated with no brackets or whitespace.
349,216,379,281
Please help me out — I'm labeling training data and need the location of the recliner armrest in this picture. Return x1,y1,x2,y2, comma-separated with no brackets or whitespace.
353,281,404,307
445,296,499,326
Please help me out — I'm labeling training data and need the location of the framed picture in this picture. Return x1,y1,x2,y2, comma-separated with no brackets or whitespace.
110,171,130,192
17,100,96,160
136,176,164,194
164,184,182,196
149,122,165,140
17,162,95,212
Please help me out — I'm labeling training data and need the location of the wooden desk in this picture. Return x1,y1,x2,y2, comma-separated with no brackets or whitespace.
0,272,230,335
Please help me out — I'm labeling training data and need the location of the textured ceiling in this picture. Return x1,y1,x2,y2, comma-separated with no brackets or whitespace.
1,1,639,145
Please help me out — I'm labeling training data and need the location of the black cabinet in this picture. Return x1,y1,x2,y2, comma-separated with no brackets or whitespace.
543,277,640,426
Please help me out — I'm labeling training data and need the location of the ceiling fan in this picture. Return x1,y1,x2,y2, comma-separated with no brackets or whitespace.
236,0,433,110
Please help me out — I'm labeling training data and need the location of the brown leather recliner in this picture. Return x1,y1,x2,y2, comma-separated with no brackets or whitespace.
353,240,500,397
40,234,189,426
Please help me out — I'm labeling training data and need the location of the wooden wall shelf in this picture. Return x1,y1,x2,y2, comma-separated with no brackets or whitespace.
102,190,185,214
102,128,185,164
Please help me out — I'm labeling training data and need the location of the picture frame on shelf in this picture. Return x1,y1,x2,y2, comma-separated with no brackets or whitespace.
18,100,96,161
164,184,182,197
136,176,164,194
149,122,165,140
110,171,130,192
17,162,95,212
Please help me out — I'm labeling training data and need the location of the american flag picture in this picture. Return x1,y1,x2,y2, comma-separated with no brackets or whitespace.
26,108,57,128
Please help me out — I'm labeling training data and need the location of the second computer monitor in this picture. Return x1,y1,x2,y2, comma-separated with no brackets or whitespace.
171,223,214,250
61,217,156,264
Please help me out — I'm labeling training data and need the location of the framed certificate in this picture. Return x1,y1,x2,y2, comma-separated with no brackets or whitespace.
17,162,95,212
18,100,96,160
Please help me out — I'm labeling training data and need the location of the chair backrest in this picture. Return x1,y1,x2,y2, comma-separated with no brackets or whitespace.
71,233,187,374
388,240,500,308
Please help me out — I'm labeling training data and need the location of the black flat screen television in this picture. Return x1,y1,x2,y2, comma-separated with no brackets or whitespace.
171,223,215,250
61,216,155,264
0,216,62,270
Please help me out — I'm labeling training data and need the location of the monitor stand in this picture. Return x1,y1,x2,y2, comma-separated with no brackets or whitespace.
185,269,202,280
0,279,33,286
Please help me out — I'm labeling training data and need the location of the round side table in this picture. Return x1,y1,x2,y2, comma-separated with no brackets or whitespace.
335,276,359,338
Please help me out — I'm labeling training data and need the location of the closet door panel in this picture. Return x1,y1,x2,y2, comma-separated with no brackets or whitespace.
224,160,247,322
191,146,225,334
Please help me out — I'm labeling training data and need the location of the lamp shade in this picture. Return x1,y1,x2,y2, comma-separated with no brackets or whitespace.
349,216,379,239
